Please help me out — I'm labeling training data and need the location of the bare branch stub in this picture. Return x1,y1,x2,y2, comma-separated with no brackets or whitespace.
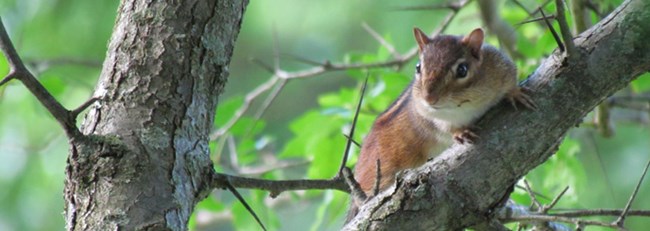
554,0,577,56
342,167,366,203
71,97,101,118
372,159,381,197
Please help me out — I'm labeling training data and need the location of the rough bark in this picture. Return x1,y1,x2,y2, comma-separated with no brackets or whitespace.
345,0,650,230
64,0,248,230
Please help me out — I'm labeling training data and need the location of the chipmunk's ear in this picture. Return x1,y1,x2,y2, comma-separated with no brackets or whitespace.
413,27,430,52
461,28,484,59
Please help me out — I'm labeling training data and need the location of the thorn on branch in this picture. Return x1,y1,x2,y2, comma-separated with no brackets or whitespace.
372,159,381,197
338,75,368,176
224,181,267,231
71,97,100,119
539,8,565,52
0,72,15,86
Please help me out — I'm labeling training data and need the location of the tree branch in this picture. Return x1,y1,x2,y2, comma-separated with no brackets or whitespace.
0,18,84,139
211,172,349,198
344,0,650,229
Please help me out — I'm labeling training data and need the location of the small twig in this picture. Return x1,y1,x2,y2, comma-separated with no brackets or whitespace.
554,0,577,56
505,214,618,229
614,158,650,227
71,97,100,118
342,134,361,148
0,18,80,139
338,75,368,176
249,58,275,74
542,186,569,213
238,160,310,176
362,22,401,59
212,172,349,199
539,8,565,52
372,159,381,197
394,0,467,12
223,182,267,231
342,167,367,203
523,180,542,210
281,52,325,66
515,15,556,26
515,185,551,200
246,78,287,136
551,209,650,218
211,77,279,139
0,73,15,86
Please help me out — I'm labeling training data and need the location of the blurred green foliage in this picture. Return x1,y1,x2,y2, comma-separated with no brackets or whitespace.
1,0,648,231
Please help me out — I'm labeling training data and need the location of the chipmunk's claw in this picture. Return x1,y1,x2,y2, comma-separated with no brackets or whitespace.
453,127,479,144
507,87,538,110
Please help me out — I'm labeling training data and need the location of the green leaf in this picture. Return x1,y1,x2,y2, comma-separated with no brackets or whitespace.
215,95,244,127
39,73,66,97
631,72,650,92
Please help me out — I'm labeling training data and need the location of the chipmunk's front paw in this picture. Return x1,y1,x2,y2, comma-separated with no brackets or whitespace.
453,127,479,144
506,87,538,110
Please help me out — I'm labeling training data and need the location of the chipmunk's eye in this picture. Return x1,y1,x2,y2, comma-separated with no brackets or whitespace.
456,63,468,78
415,62,421,74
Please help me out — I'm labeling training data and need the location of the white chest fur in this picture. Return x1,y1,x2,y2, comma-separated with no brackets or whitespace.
415,97,497,132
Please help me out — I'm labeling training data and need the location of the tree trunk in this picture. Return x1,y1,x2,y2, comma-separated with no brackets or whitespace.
345,0,650,229
64,0,248,230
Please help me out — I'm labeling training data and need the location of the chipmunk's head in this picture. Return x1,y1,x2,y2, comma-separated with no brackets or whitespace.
412,27,484,109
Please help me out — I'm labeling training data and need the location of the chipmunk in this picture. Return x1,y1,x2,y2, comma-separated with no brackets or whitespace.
346,27,535,221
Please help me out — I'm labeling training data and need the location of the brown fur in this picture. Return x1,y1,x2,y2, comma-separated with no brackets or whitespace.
346,28,535,223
